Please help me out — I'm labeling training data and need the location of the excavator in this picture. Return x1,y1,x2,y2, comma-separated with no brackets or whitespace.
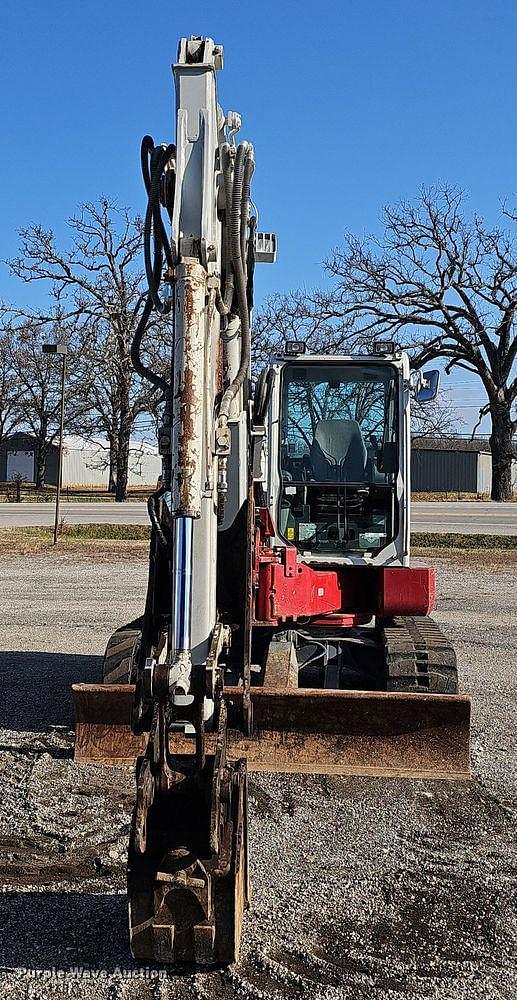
72,36,471,964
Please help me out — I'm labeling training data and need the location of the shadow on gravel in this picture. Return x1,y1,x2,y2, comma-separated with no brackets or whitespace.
0,651,102,733
0,891,226,980
0,891,138,971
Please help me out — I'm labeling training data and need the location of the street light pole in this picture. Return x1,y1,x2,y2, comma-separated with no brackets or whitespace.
42,343,68,545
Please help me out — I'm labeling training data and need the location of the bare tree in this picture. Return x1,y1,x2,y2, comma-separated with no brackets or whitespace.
326,187,517,500
253,289,352,368
6,318,87,487
6,199,169,499
410,392,460,440
0,328,23,446
75,313,168,492
255,187,517,500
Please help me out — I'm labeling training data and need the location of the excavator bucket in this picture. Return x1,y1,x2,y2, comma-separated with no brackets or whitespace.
73,683,471,780
127,699,249,965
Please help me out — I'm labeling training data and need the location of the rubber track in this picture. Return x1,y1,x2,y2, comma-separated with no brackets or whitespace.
382,615,458,694
102,628,141,684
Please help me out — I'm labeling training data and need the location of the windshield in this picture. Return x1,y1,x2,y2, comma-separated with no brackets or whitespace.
279,363,398,555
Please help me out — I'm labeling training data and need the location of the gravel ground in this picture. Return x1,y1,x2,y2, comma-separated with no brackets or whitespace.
0,552,515,999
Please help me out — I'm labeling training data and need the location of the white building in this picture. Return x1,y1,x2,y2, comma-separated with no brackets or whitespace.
1,433,162,488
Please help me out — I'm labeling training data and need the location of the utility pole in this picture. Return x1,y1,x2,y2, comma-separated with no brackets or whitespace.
42,343,68,545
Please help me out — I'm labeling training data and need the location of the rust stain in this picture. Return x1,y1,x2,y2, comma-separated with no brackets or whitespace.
173,265,205,516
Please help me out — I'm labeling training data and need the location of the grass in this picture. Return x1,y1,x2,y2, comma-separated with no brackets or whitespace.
412,531,517,550
412,492,517,501
0,524,515,565
412,491,487,501
0,524,151,557
2,523,151,540
0,485,153,503
412,548,516,566
412,530,517,566
57,523,150,540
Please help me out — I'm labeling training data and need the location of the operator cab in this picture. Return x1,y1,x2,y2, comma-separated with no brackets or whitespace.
278,361,399,556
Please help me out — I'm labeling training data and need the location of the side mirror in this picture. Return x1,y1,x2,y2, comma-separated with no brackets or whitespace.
413,369,440,403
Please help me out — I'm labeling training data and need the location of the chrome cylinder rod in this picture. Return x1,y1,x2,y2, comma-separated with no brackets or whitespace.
173,515,194,654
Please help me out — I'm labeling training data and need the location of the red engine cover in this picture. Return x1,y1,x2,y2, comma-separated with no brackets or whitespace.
256,559,344,622
255,548,435,624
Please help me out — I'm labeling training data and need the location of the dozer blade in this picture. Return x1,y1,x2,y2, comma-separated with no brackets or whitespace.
74,683,143,765
73,683,470,779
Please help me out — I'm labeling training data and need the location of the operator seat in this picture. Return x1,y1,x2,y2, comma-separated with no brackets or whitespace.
310,419,367,482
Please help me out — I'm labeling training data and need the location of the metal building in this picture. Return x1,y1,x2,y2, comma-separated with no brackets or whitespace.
0,432,161,488
411,437,516,494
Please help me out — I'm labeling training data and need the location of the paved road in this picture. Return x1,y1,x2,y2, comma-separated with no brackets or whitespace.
411,501,517,535
0,500,516,534
0,501,151,527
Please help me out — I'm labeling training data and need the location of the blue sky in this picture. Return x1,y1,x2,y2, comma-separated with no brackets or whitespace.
1,0,516,432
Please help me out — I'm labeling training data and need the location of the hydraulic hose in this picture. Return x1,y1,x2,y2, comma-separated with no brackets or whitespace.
218,142,253,420
215,263,235,316
130,136,175,395
215,145,236,317
142,140,175,314
131,295,169,394
140,136,173,273
147,486,168,549
240,152,254,268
